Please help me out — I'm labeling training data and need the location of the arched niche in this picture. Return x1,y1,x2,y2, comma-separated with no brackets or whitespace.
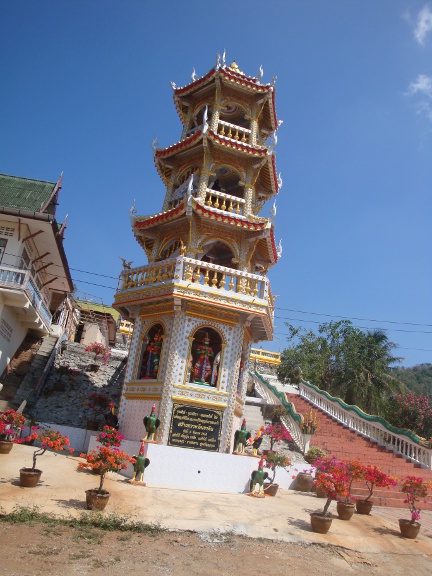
208,165,243,200
219,102,249,130
138,323,164,380
157,238,184,261
199,240,237,270
188,326,222,386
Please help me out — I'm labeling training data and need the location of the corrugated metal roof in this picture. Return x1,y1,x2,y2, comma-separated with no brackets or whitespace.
75,300,121,322
0,174,57,214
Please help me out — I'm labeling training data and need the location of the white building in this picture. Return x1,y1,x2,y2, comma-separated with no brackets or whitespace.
0,174,74,377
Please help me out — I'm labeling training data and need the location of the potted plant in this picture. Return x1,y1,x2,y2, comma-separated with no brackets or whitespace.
336,460,365,520
85,342,111,371
263,451,291,496
356,465,398,515
78,428,135,510
311,464,350,533
19,427,73,487
399,476,432,538
53,365,80,391
304,445,326,465
84,392,111,430
0,409,26,453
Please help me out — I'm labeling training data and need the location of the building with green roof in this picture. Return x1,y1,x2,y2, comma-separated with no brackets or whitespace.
0,173,74,377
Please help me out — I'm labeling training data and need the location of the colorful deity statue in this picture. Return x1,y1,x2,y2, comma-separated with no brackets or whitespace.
193,333,214,383
141,331,162,379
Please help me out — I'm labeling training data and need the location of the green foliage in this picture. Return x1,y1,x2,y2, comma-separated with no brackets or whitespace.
390,364,432,399
277,320,404,415
0,505,162,535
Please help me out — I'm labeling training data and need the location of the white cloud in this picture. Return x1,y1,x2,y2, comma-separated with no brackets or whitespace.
414,4,432,45
407,74,432,98
406,74,432,125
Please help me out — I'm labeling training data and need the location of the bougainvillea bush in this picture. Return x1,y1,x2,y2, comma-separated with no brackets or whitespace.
386,393,432,438
264,451,291,483
85,342,111,365
24,428,74,470
362,465,398,501
264,424,292,450
0,409,26,441
84,392,112,419
401,476,432,523
97,426,125,448
314,462,350,515
79,428,135,493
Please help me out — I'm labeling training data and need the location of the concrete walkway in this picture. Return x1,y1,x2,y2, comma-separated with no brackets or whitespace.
1,444,431,558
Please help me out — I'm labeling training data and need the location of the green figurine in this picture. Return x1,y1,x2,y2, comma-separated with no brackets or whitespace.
250,457,269,497
129,440,150,483
143,403,160,441
233,419,251,454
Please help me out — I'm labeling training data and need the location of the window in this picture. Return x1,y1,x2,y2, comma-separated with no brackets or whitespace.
0,239,7,264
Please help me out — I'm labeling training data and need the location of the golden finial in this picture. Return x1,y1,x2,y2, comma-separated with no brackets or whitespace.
229,61,244,75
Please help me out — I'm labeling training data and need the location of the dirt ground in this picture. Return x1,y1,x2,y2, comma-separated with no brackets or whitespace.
1,521,430,576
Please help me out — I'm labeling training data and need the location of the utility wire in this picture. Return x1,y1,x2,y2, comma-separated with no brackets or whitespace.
3,250,432,334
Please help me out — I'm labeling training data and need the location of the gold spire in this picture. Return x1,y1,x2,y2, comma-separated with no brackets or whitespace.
229,61,244,75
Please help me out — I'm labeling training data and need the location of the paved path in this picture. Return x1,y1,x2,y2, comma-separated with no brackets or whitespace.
1,444,431,558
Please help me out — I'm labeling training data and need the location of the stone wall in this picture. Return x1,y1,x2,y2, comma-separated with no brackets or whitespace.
29,342,127,429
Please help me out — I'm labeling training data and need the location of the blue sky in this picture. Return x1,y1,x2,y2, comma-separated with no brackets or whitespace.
1,1,431,367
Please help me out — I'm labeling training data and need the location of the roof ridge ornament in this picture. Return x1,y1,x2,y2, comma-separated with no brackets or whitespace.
258,65,264,81
191,68,197,82
151,136,159,151
129,199,137,223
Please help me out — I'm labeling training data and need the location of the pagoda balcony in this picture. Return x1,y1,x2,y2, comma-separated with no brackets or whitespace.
203,188,245,215
116,256,274,333
216,120,251,144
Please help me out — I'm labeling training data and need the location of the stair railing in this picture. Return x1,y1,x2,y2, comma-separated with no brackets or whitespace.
299,380,432,469
251,371,306,453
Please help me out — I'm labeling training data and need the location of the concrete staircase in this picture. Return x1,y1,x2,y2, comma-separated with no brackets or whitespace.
286,393,432,510
13,335,58,408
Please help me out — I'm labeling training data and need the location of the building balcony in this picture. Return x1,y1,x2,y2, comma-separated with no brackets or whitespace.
0,264,52,332
114,256,275,340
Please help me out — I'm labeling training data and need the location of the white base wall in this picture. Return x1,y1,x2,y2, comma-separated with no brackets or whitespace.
87,437,312,493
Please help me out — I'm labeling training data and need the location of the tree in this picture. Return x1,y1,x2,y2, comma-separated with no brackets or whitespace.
277,321,403,415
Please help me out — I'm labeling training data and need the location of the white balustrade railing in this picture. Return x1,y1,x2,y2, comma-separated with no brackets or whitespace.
251,371,306,453
204,188,245,215
0,264,52,329
216,119,251,143
118,256,270,303
299,381,432,469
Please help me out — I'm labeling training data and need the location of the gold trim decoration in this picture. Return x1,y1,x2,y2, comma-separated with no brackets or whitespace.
124,394,162,401
174,383,229,396
171,395,227,410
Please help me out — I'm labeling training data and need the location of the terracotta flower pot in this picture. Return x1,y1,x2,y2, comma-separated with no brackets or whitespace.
263,482,279,496
19,467,43,487
85,489,110,511
336,501,355,520
356,499,373,515
295,472,314,492
0,440,13,454
398,519,421,539
310,512,332,534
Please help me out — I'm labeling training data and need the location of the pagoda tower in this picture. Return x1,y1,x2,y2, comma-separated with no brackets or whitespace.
113,58,281,455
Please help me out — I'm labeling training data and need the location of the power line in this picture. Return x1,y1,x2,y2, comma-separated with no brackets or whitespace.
274,316,432,334
276,306,432,328
3,250,431,333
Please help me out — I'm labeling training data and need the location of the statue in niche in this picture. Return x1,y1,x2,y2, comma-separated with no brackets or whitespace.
140,330,163,379
193,333,214,383
211,351,220,387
